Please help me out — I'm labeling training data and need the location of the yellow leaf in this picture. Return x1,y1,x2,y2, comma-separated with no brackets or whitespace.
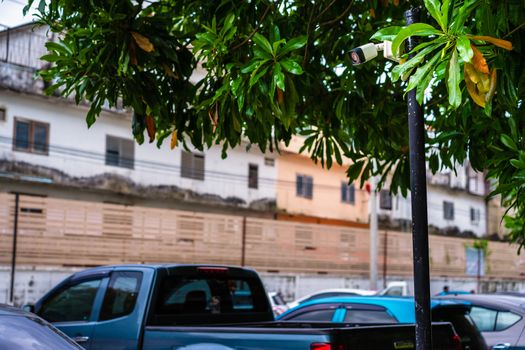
131,32,155,53
464,65,486,107
145,114,156,143
471,45,489,74
170,129,178,150
464,63,480,84
478,72,491,93
485,68,497,103
470,35,513,51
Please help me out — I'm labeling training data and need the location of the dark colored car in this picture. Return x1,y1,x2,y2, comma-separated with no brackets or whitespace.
0,303,83,350
278,296,487,350
437,294,525,350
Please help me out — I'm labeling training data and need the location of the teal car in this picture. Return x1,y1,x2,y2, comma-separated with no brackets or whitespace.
278,296,487,350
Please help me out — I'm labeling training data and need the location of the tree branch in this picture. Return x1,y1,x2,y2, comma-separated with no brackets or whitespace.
321,0,354,26
504,22,525,38
232,4,272,51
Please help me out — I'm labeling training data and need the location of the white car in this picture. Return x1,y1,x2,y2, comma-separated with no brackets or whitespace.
268,292,289,316
287,288,376,309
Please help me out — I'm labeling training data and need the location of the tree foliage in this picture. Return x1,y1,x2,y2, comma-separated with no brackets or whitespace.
27,0,525,248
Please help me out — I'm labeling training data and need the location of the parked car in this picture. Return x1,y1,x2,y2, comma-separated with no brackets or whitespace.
268,291,288,316
287,288,376,309
0,303,83,350
25,264,461,350
437,294,525,350
278,296,487,350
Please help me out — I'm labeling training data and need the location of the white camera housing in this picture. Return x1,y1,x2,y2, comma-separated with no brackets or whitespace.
350,41,399,65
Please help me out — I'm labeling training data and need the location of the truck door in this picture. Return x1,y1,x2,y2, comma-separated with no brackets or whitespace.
37,277,108,350
90,270,146,350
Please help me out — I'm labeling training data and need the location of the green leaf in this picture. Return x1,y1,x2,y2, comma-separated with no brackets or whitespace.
370,26,402,42
441,0,450,29
424,0,445,30
241,60,262,74
456,36,473,63
279,36,307,56
280,58,303,75
510,159,525,169
273,63,285,91
253,33,273,55
392,23,442,56
392,42,443,82
347,160,365,181
447,49,461,108
406,50,442,92
249,66,269,87
501,134,518,151
450,0,480,34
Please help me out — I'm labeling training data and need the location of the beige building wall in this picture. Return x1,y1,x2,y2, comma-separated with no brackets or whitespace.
276,150,369,223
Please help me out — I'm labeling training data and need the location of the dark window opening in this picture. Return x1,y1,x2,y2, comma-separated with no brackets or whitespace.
105,135,134,169
341,182,355,204
248,164,258,189
379,190,392,210
181,151,205,180
296,174,313,199
13,118,49,155
0,107,6,121
444,201,455,220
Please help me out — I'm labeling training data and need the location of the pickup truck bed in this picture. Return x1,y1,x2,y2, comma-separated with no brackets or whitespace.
143,323,460,350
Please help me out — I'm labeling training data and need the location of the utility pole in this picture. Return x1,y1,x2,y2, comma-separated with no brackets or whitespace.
369,177,378,290
405,8,432,350
10,192,20,304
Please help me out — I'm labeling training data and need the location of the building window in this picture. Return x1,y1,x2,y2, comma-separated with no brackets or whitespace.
444,201,455,220
106,136,134,169
470,207,481,225
341,182,355,204
264,157,275,166
248,164,258,189
296,174,313,199
379,190,392,210
181,151,205,180
13,118,49,155
0,107,6,121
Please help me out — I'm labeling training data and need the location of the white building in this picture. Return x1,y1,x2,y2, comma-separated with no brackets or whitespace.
377,162,488,237
0,24,277,214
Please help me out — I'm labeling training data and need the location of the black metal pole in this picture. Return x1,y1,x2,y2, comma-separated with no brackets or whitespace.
10,193,20,304
405,8,432,350
241,216,247,266
383,231,388,288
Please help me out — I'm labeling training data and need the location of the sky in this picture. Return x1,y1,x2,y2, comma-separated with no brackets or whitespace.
0,0,36,28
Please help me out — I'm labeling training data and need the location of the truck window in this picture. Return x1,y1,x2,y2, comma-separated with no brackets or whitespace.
288,309,335,322
39,279,102,323
149,270,273,325
99,272,142,321
343,310,397,323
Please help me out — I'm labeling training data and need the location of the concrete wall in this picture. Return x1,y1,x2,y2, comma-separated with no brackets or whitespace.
0,91,277,206
4,266,525,307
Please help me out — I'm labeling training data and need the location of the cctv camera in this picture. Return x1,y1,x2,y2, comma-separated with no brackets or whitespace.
349,43,379,65
349,41,398,65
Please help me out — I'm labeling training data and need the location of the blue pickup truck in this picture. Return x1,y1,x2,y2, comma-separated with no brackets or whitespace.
28,264,462,350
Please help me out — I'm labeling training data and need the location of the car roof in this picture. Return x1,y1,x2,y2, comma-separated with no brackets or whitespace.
0,304,33,317
437,294,525,312
280,296,468,322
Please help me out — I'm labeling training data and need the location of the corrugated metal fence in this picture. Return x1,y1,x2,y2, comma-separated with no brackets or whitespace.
1,193,524,278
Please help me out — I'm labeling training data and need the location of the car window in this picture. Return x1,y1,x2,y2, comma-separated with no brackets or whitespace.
285,309,335,321
384,287,403,296
470,306,497,331
495,311,521,331
0,315,83,350
343,310,398,323
100,272,142,321
39,279,102,323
